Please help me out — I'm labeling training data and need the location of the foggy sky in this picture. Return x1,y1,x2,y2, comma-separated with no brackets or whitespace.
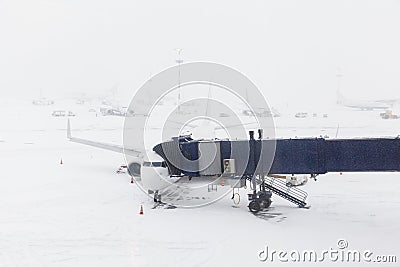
1,0,400,106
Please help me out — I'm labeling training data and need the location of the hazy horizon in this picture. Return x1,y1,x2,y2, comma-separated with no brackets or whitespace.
1,0,400,107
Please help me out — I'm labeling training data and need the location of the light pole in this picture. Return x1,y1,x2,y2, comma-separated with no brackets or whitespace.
174,48,183,113
336,68,343,104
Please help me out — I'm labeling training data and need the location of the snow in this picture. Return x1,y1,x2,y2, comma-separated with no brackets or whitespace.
0,98,399,266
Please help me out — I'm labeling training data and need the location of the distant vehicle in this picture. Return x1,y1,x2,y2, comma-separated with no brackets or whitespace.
52,110,76,117
380,110,399,119
242,109,253,116
243,107,280,117
286,175,308,187
121,107,135,117
295,112,308,118
52,110,66,117
32,98,54,106
323,114,328,118
100,106,125,116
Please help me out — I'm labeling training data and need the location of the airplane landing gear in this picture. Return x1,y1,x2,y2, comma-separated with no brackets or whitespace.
153,190,162,203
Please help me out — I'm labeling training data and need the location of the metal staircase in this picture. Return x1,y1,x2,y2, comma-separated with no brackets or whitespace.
263,176,308,208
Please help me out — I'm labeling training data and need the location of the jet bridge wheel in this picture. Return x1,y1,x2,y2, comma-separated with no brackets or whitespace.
262,199,272,209
249,200,261,213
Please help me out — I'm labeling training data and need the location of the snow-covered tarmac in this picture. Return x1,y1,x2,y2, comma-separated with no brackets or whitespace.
1,99,399,266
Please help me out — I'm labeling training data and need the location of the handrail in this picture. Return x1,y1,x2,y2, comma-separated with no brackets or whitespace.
263,176,308,204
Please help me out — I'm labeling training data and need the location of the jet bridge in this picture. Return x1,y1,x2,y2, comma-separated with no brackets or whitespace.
153,131,400,212
154,135,400,176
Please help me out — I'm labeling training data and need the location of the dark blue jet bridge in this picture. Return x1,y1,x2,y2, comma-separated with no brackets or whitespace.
153,130,400,212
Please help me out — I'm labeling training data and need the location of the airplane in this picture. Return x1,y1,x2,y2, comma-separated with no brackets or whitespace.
336,89,390,110
67,119,180,202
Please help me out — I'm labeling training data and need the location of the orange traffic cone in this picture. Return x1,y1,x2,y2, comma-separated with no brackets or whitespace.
60,158,63,165
139,205,144,215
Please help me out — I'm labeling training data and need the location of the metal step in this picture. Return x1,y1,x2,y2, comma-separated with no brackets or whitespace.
263,176,308,207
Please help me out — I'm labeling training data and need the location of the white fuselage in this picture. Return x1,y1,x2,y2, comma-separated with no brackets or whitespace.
134,152,180,193
141,162,170,192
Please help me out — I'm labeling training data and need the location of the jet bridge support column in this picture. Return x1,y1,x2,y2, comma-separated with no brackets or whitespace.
247,129,275,212
248,174,272,213
249,131,257,194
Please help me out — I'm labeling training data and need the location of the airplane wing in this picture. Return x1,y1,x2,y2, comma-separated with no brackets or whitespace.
67,119,141,157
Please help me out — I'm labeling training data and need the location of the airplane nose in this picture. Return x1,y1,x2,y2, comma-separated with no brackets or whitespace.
154,169,164,176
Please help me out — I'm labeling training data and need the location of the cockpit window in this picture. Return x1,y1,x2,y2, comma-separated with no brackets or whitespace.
143,161,167,168
152,162,162,167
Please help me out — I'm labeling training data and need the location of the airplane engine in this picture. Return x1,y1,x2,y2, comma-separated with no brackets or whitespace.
127,162,141,177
